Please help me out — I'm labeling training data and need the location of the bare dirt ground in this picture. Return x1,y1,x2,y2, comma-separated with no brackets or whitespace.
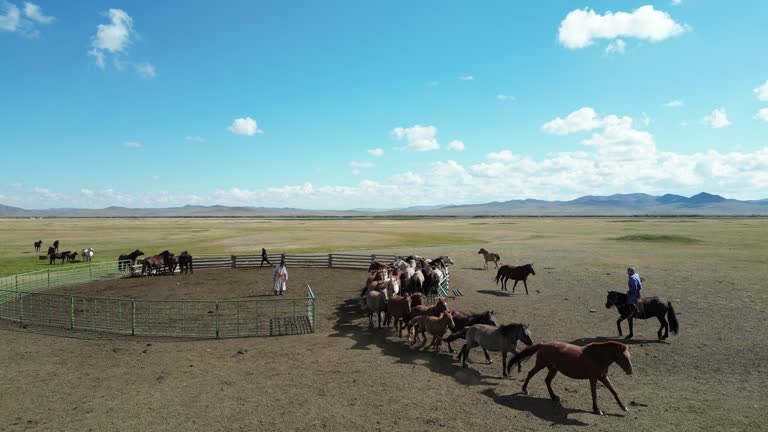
1,241,767,431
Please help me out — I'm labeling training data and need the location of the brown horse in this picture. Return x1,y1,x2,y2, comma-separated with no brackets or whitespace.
179,251,193,274
385,293,411,337
408,311,455,353
368,260,387,271
477,248,500,269
405,298,449,340
53,240,60,252
495,264,535,294
142,251,171,275
509,341,633,415
34,240,43,252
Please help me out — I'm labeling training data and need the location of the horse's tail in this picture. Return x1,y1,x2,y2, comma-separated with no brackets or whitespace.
667,302,679,335
507,344,542,370
495,267,503,285
443,327,467,343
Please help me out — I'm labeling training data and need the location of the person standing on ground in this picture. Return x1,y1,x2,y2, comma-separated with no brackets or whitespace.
260,248,272,267
626,267,642,317
273,259,288,296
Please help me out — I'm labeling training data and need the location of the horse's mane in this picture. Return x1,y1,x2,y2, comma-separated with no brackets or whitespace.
499,323,525,336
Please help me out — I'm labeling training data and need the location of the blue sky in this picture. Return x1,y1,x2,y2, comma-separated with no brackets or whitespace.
2,0,767,209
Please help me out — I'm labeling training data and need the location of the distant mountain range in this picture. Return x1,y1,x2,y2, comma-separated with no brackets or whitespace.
2,193,768,217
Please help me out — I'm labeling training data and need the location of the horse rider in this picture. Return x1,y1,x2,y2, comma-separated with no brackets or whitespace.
626,267,643,317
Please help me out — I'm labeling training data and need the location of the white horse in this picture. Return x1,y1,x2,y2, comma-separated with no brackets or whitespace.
81,247,95,262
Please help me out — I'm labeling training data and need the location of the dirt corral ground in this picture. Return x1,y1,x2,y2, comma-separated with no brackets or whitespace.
1,241,767,431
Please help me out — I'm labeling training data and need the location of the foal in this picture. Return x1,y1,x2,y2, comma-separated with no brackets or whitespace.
477,248,501,269
408,311,455,354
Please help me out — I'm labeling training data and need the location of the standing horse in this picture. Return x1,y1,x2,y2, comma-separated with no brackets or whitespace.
164,252,179,274
477,248,500,269
47,246,58,265
142,251,171,276
179,251,193,274
365,290,388,328
454,323,533,377
606,291,679,340
442,310,498,354
509,341,633,415
65,251,78,263
495,264,536,294
53,240,60,252
385,293,411,337
118,250,144,273
34,240,43,252
81,248,94,262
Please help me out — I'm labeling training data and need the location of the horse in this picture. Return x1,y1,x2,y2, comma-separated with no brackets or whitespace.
118,249,144,273
495,264,536,294
408,311,455,353
65,251,78,263
47,246,57,265
406,271,424,295
606,291,679,340
368,260,387,272
509,341,633,415
442,310,498,354
179,251,193,274
405,298,449,340
477,248,500,269
142,251,171,276
34,240,43,252
81,248,94,262
454,323,533,377
385,293,411,337
431,256,454,271
365,290,388,328
164,252,179,274
53,240,60,252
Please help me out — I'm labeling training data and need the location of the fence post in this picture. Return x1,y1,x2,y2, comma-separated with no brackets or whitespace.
69,296,74,329
231,255,237,269
215,302,220,338
19,293,23,324
131,300,136,336
15,275,18,292
47,270,50,289
328,254,333,268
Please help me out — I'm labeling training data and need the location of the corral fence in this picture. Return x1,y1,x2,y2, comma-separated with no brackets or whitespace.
0,253,448,338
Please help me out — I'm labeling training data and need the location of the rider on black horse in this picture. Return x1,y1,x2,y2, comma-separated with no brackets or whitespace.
626,267,643,317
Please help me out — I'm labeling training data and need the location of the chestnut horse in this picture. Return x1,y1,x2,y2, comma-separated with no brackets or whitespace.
385,293,411,337
509,341,633,415
495,264,535,294
408,311,455,353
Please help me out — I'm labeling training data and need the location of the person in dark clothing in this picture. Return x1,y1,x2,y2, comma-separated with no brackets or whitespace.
260,248,272,267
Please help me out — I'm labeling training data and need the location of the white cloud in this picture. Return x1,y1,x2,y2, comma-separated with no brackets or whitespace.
559,5,686,50
124,141,143,148
497,94,515,101
447,140,465,151
135,62,156,79
367,148,383,157
23,2,52,24
458,75,474,81
389,172,423,185
605,39,626,55
89,9,133,68
754,81,768,101
702,108,731,128
350,161,374,168
80,189,95,198
392,125,440,152
754,108,768,123
185,135,205,142
541,107,602,135
664,99,684,107
672,0,682,5
0,1,53,36
487,150,517,162
351,169,361,175
228,117,263,136
32,187,63,200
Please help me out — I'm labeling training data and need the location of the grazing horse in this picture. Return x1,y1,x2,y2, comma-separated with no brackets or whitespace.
477,248,500,269
34,240,43,252
509,341,633,415
442,310,498,354
385,293,411,337
408,311,455,353
118,249,144,273
179,251,193,274
454,323,533,377
495,264,536,294
81,248,94,262
606,291,679,340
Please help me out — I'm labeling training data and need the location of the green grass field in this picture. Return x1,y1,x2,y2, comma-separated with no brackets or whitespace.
1,217,766,277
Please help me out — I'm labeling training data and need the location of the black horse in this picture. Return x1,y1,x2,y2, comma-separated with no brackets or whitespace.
443,310,499,355
118,249,145,273
495,264,536,294
178,251,193,274
605,291,679,340
47,246,59,265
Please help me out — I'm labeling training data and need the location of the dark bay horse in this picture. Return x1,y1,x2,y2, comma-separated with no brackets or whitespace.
47,246,57,264
509,341,633,415
442,310,498,354
53,240,60,252
118,250,145,272
495,264,535,294
606,291,679,340
179,251,193,274
34,240,43,252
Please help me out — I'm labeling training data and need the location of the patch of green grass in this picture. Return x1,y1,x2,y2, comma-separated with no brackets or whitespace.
612,233,702,243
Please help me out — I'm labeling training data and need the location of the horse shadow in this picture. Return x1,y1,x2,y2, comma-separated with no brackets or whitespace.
570,336,665,346
477,290,512,297
328,298,495,387
481,389,596,426
460,266,490,271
